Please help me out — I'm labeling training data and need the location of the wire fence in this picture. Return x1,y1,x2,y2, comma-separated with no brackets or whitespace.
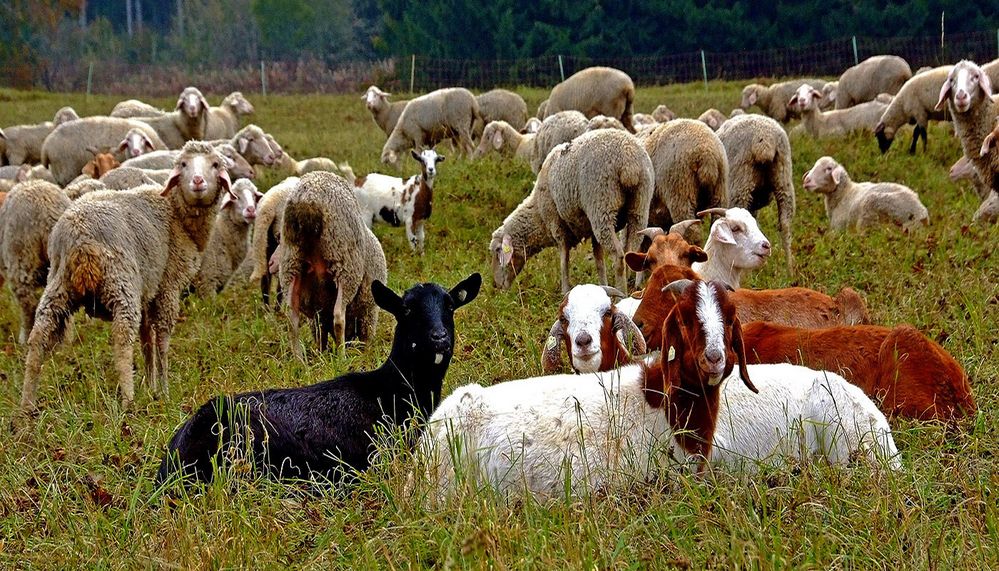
4,30,997,96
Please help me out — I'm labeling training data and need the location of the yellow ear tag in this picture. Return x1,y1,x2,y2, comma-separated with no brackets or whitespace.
502,243,513,254
545,335,558,351
667,346,676,362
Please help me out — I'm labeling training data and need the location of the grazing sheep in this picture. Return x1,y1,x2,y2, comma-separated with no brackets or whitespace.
156,274,480,486
475,89,529,134
652,105,677,122
642,119,728,232
41,117,167,185
542,67,636,131
690,208,771,289
834,55,912,109
0,180,72,343
698,108,728,131
381,88,481,166
1,107,80,165
491,129,653,293
362,86,409,137
874,65,951,154
716,114,795,273
279,172,388,358
530,110,588,174
190,179,263,296
271,144,340,176
788,84,890,137
740,78,827,123
472,120,536,162
249,176,299,307
19,141,235,411
803,156,928,231
204,92,255,140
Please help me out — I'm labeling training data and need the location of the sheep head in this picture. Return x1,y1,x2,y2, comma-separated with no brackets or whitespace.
490,233,524,290
220,179,263,224
803,156,847,193
936,60,993,114
176,86,210,119
117,128,155,159
162,141,233,207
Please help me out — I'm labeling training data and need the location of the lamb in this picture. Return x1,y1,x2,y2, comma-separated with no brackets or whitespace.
490,129,654,293
248,176,299,307
380,88,480,166
803,156,929,231
19,141,235,412
117,127,158,159
41,117,167,185
1,106,80,165
203,92,255,140
278,171,388,358
419,280,758,499
190,179,262,297
0,180,72,343
698,108,728,131
540,284,646,374
541,67,636,132
471,120,536,162
874,65,952,153
529,110,588,174
739,78,827,123
641,119,728,231
834,55,912,109
716,114,795,273
742,321,976,421
475,89,529,134
157,274,481,486
787,84,891,137
362,86,409,137
343,149,443,254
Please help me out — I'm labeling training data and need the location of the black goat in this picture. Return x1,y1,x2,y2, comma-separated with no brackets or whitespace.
156,273,481,486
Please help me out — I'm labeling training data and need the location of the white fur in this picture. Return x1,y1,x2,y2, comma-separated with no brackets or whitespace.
561,284,613,373
695,281,725,382
691,207,771,289
221,178,262,223
118,128,155,159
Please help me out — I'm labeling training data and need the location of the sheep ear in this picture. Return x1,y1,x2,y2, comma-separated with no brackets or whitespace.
143,136,155,152
787,94,798,108
731,315,758,394
220,192,234,210
117,139,129,153
436,154,445,162
540,319,566,374
748,92,757,106
831,165,846,185
625,251,649,272
218,168,234,197
712,220,737,245
199,93,210,113
449,273,481,310
981,72,993,97
175,96,185,110
491,130,504,150
935,74,953,111
238,136,249,155
612,310,647,359
981,131,997,157
498,234,514,267
371,280,405,317
253,188,265,199
161,166,182,196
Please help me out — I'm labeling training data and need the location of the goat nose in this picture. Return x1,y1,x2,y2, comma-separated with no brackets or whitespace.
575,332,593,347
705,349,723,365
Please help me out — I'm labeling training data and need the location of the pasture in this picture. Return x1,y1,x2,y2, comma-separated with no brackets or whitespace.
0,82,997,568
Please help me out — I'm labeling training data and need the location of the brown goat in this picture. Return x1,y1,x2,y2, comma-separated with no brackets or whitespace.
81,149,120,179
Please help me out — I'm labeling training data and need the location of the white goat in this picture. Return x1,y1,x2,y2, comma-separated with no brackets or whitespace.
692,207,771,289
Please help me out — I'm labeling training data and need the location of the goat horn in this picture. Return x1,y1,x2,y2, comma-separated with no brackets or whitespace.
637,227,666,240
601,286,627,299
696,208,729,218
612,310,647,358
661,279,694,297
668,219,701,235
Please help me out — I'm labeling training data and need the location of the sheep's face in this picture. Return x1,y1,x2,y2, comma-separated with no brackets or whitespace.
176,87,209,119
709,209,771,271
221,179,262,224
740,85,761,109
803,156,845,194
216,144,255,180
949,156,976,182
363,86,389,111
117,129,155,159
473,124,504,158
264,134,284,160
490,233,525,289
164,147,233,207
226,92,255,116
236,128,275,166
937,61,992,114
788,85,821,112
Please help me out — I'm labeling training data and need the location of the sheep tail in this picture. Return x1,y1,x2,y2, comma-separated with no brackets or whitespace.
282,200,323,251
66,243,104,297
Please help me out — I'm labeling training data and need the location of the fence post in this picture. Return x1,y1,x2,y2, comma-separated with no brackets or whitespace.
996,28,998,58
558,54,565,82
700,50,707,89
410,54,415,93
851,36,858,65
260,61,267,97
86,62,93,100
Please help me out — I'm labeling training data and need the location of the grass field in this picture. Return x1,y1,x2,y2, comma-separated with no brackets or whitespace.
1,82,997,569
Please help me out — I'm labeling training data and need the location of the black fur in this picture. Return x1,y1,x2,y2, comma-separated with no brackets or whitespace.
157,273,481,486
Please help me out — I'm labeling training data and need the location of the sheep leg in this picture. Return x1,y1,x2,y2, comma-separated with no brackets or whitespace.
110,311,140,408
19,289,72,412
288,275,305,361
775,192,796,276
139,314,157,391
555,236,572,294
10,280,39,345
332,281,346,353
260,273,272,307
149,293,180,398
592,237,608,286
352,285,378,343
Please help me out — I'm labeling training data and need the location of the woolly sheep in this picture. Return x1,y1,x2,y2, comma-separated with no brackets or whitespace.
279,171,388,358
475,89,529,134
225,125,278,167
471,120,536,162
121,143,254,181
99,166,168,190
1,106,80,165
362,86,409,137
542,67,636,131
698,108,728,131
110,99,166,118
536,99,548,119
530,110,588,174
0,180,72,343
381,88,481,166
490,129,653,293
41,117,167,185
190,179,263,296
803,156,928,231
788,84,890,137
204,92,255,140
134,99,209,149
948,155,990,200
248,176,299,307
19,141,236,411
652,105,676,122
585,115,627,131
874,65,951,154
632,113,658,128
740,78,827,123
834,55,912,109
117,127,158,160
63,178,108,200
716,114,795,273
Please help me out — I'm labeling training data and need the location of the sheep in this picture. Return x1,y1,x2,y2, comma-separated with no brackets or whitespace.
278,171,389,358
874,65,952,154
787,84,891,137
542,67,636,131
632,112,658,128
1,106,80,165
641,119,728,232
934,60,998,223
821,81,839,107
343,149,443,254
651,105,676,122
471,120,535,162
739,78,827,123
0,180,72,344
41,118,167,185
63,178,108,200
742,321,975,421
490,129,654,293
529,110,588,174
419,280,759,499
271,146,340,176
1,164,57,185
203,92,255,140
522,117,542,134
716,114,795,273
110,99,166,118
18,141,236,412
475,89,529,134
687,208,771,289
99,166,167,189
381,88,481,166
117,127,158,160
157,274,481,486
248,176,299,307
834,55,912,109
540,284,646,374
362,85,409,137
135,106,209,150
121,143,254,181
803,156,929,231
536,99,548,119
226,125,278,167
698,108,728,131
190,179,263,297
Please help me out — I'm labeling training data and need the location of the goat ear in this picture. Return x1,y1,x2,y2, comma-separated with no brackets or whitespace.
935,74,953,111
540,319,566,374
410,149,421,162
831,165,846,185
612,310,647,359
686,245,708,263
436,154,445,162
372,280,405,317
625,251,648,272
161,166,182,196
712,220,737,245
731,315,758,394
449,273,481,310
82,161,97,178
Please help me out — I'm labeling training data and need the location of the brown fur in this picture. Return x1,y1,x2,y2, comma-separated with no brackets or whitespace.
81,152,120,179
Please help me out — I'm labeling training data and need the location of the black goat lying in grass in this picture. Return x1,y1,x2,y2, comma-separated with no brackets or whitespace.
156,273,481,486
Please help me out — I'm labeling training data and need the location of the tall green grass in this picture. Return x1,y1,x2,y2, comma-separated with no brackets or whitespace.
0,82,996,568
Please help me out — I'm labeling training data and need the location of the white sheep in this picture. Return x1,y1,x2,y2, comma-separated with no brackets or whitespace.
833,55,912,109
362,86,409,137
475,89,529,133
204,92,255,140
117,127,158,159
248,176,300,307
472,120,536,162
874,65,951,153
787,84,890,138
1,107,80,165
803,156,929,231
41,117,167,185
691,207,771,289
698,108,728,131
530,110,589,174
190,179,263,296
740,79,827,123
381,88,480,166
542,67,636,131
